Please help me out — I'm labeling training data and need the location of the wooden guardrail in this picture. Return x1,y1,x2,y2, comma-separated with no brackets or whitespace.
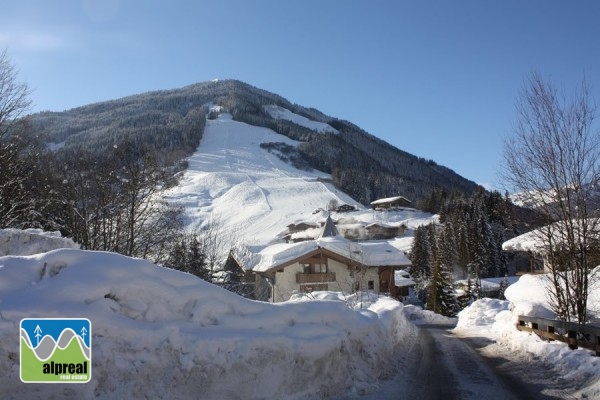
517,315,600,356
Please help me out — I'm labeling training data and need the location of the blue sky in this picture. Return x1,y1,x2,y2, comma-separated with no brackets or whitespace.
2,1,600,190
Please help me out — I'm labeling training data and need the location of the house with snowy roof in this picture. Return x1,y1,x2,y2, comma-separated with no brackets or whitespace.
502,227,547,274
502,219,600,274
231,216,412,302
370,196,413,210
365,222,407,240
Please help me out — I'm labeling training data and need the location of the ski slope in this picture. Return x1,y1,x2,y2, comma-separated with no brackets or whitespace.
164,113,361,246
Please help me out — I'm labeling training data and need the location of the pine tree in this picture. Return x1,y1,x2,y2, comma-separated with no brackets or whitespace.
188,235,208,280
410,226,432,279
410,225,433,303
440,263,459,317
457,222,470,271
438,221,457,269
497,276,509,300
167,240,188,272
427,250,458,317
427,257,442,314
459,278,475,310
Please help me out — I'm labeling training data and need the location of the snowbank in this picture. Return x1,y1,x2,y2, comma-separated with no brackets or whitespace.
0,249,415,399
402,305,457,325
455,298,510,329
455,273,600,398
0,228,78,256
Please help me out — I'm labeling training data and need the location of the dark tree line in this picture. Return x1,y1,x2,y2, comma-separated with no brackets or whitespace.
410,188,514,316
45,142,182,262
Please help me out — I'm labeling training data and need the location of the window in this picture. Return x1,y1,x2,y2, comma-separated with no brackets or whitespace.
301,263,327,273
368,281,374,290
313,263,327,273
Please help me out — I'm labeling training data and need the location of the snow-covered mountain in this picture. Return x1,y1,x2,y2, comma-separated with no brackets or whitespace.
29,79,480,207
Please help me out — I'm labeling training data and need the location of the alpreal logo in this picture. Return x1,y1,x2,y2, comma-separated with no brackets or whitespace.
20,318,91,383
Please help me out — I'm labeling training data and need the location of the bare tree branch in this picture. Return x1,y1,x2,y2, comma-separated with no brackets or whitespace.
501,72,600,323
0,49,31,138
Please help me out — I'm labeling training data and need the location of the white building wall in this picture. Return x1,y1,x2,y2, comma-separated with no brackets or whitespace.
273,263,303,303
271,257,382,303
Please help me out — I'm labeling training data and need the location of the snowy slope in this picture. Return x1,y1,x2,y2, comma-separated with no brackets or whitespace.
264,105,338,134
164,113,381,246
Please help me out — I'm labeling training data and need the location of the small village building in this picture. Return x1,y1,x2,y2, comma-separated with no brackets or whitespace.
365,222,407,240
232,216,412,302
370,196,413,210
502,219,600,274
287,222,320,233
394,269,417,303
335,204,357,212
502,230,546,274
284,222,321,243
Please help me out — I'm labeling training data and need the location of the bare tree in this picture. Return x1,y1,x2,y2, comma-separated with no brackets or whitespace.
0,49,45,228
0,49,31,138
345,242,370,308
502,72,600,323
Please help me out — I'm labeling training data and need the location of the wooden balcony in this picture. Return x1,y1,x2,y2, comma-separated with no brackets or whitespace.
296,272,336,284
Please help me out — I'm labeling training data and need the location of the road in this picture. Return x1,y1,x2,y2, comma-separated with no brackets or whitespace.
355,322,575,400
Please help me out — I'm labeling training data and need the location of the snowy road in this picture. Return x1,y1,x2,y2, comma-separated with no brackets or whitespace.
353,322,575,400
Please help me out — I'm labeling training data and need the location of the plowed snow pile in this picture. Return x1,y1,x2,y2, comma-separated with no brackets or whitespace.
0,248,415,399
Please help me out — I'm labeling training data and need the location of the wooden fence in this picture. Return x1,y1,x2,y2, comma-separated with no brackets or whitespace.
517,315,600,356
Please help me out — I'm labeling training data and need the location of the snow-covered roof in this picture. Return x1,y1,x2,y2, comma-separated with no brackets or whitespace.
502,229,545,253
394,270,416,287
370,196,412,205
502,219,600,253
389,237,414,253
365,222,395,229
238,236,411,273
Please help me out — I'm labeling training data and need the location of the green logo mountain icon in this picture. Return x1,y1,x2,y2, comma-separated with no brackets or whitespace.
20,318,91,383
